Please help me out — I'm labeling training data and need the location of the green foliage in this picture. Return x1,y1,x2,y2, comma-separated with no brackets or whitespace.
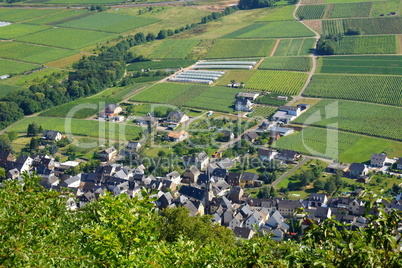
0,24,51,40
259,56,312,72
0,58,40,76
238,0,280,10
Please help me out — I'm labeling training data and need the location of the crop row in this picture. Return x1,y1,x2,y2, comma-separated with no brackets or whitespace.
334,35,397,55
150,40,199,60
259,57,312,72
293,99,402,141
127,60,196,71
297,5,327,20
328,2,372,19
206,39,275,59
273,38,316,56
248,105,277,119
323,17,402,35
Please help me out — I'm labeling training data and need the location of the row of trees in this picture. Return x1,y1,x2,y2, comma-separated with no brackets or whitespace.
200,6,239,24
0,174,401,267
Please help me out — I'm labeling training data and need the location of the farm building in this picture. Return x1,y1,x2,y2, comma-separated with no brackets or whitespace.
168,131,189,142
235,98,253,112
237,92,260,101
271,106,303,124
326,163,349,174
193,61,257,70
100,103,122,118
267,126,294,136
397,158,402,170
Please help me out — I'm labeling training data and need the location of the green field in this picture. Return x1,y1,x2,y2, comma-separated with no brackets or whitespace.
216,70,256,86
247,105,277,119
59,13,159,33
7,116,142,141
0,41,77,64
0,9,59,22
28,9,90,25
334,35,397,55
318,56,402,75
293,99,402,141
323,17,402,35
273,38,316,56
149,39,199,59
0,83,25,98
16,27,116,49
92,83,149,100
185,86,241,112
131,83,195,103
224,21,315,39
0,58,40,75
327,2,372,18
0,24,51,39
303,74,402,106
246,70,308,95
370,0,401,17
206,39,275,59
257,5,296,21
259,57,312,72
296,5,327,20
127,60,195,71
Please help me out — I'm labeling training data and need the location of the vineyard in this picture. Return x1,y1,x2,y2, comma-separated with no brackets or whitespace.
257,5,295,21
127,60,195,71
335,35,397,55
327,2,372,18
246,70,308,95
206,39,275,59
149,40,199,59
0,84,25,98
272,126,362,160
323,17,402,35
130,83,193,103
0,58,39,75
215,70,255,87
248,105,277,119
16,27,116,49
300,0,324,4
318,56,402,75
293,100,402,141
303,74,402,106
259,57,312,72
296,5,327,20
273,38,316,56
168,85,210,106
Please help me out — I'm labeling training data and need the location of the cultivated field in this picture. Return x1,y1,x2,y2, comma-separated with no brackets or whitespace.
334,35,397,54
0,9,58,22
215,70,256,86
206,39,275,59
224,21,315,39
149,40,199,59
323,17,402,35
7,116,142,141
248,105,277,118
185,86,241,112
303,74,402,106
0,41,77,64
27,9,90,25
327,2,372,18
296,5,327,20
127,60,195,71
0,58,39,75
293,99,402,141
59,13,159,33
0,24,51,39
16,27,116,49
246,70,308,95
257,5,296,21
273,38,316,56
130,83,192,103
259,57,312,72
0,83,25,98
317,56,402,75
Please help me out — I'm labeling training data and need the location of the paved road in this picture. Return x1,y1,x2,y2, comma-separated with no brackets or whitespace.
270,157,309,188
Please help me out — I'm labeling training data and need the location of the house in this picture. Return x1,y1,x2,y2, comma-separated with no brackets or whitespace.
277,200,304,217
326,163,349,174
182,151,209,170
243,131,259,143
233,227,255,240
267,126,294,136
0,150,15,167
101,103,122,118
297,103,310,111
134,115,158,126
125,142,141,154
308,194,328,208
244,211,265,229
165,171,181,185
42,130,62,142
179,185,206,207
276,149,300,163
99,146,117,162
349,163,368,178
182,165,200,183
235,98,253,112
168,130,189,142
370,153,388,167
226,172,241,186
258,148,278,162
218,130,235,142
240,172,261,188
167,111,189,123
270,132,281,143
228,186,244,203
271,110,295,124
237,92,259,101
397,157,402,170
279,106,301,116
356,175,371,184
14,155,33,173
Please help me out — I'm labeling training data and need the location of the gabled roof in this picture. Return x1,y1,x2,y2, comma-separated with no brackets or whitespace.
278,149,299,159
167,111,186,120
241,172,258,181
168,131,188,139
212,168,227,178
235,98,251,105
216,158,234,169
179,185,205,202
349,163,367,173
370,153,387,162
258,148,276,157
243,131,259,140
126,142,141,150
233,227,254,239
279,105,299,111
105,103,120,112
397,157,402,166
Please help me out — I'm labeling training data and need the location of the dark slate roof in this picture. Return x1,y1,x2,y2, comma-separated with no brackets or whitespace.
227,172,241,181
233,227,254,239
216,158,234,169
241,172,258,181
279,106,299,111
244,131,259,140
16,155,30,164
105,103,120,112
42,130,60,140
349,163,366,173
278,149,299,159
179,185,205,202
235,98,249,105
167,111,185,120
126,142,141,150
0,150,13,161
398,157,402,166
258,148,275,157
212,168,227,178
197,174,210,185
309,194,327,202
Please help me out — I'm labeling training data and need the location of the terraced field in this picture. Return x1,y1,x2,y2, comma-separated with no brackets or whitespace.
246,70,308,95
224,21,315,39
318,56,402,75
257,5,296,21
335,35,397,55
273,38,316,56
296,5,327,20
59,13,159,33
293,100,402,141
149,40,199,59
0,41,77,64
130,83,193,103
303,74,402,106
259,57,312,72
206,39,275,58
16,27,116,49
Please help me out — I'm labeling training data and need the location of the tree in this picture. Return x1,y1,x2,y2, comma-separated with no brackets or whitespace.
29,137,39,151
257,186,270,198
146,32,155,42
314,179,325,191
157,29,167,39
6,131,18,141
27,122,40,136
157,150,166,157
324,179,336,194
0,134,11,151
